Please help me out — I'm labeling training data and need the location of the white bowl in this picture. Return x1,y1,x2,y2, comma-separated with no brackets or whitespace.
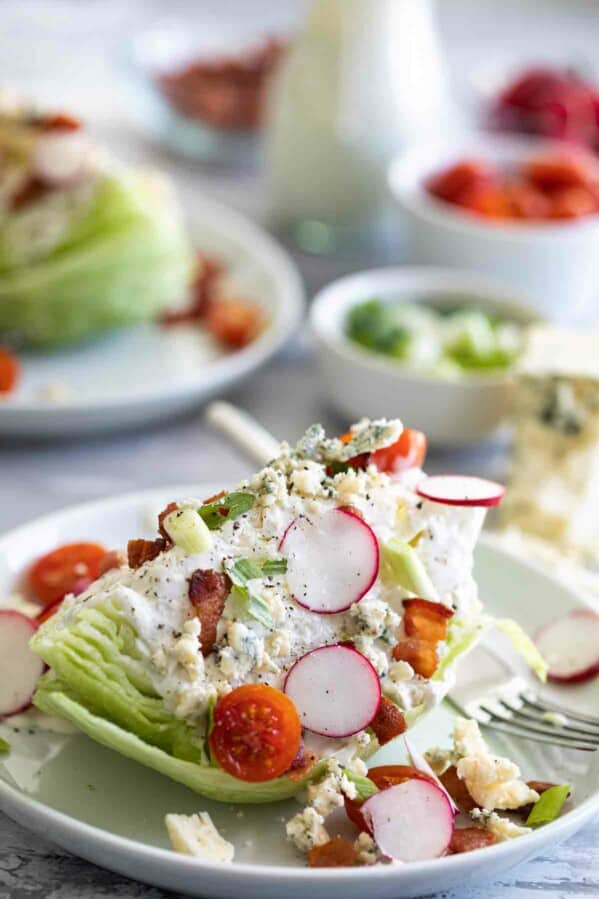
310,267,541,447
389,135,599,322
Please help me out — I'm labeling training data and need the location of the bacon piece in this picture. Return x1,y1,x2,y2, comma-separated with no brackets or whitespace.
403,598,454,643
307,836,357,868
127,538,168,569
158,502,180,540
98,549,127,576
188,569,230,656
439,765,477,814
11,176,52,210
370,696,407,745
287,745,319,782
449,827,497,854
392,636,439,679
40,112,82,131
161,255,222,326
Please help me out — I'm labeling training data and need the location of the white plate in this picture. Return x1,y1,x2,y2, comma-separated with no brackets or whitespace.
0,199,304,438
0,486,598,899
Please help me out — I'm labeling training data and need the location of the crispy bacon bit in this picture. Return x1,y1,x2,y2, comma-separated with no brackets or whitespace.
127,538,168,570
40,112,82,131
188,569,230,656
403,598,454,643
11,176,52,210
158,502,180,540
439,765,477,814
370,696,407,745
287,745,319,782
449,827,497,854
204,298,265,349
307,836,357,868
161,255,222,326
392,636,439,679
203,490,227,505
98,549,127,576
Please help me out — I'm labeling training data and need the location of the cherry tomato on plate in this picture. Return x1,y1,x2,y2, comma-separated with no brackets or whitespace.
0,347,20,394
209,684,301,782
28,542,107,608
371,428,427,474
345,764,437,832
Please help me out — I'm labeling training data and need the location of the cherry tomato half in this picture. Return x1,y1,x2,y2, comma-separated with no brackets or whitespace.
345,764,437,832
28,542,107,607
371,429,427,474
0,347,20,394
209,684,301,782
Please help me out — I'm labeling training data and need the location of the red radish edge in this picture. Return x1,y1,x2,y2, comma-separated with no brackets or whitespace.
284,643,381,737
280,508,380,615
416,474,505,508
535,609,599,684
404,735,459,815
362,778,454,862
0,610,45,717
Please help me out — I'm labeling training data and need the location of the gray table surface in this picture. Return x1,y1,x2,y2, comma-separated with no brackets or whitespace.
1,1,598,896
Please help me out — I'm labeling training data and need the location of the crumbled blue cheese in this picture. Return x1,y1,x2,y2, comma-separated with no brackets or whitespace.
350,598,400,641
286,807,329,853
453,718,538,811
354,832,380,865
471,809,531,841
354,636,390,677
165,812,234,862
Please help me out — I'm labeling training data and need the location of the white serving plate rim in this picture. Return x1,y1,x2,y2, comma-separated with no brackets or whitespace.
0,484,597,886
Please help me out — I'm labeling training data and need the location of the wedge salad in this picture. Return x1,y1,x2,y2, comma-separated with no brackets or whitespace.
0,417,567,867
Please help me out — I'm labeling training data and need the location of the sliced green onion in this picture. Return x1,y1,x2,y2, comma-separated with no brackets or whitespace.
229,584,273,630
346,771,379,801
0,737,9,754
162,508,212,554
526,784,571,827
227,557,287,587
261,558,288,576
199,492,255,530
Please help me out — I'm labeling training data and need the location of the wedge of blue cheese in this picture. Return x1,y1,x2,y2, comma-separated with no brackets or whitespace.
502,325,599,562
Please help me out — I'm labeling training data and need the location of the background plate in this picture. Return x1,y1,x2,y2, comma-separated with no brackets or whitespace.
0,199,304,439
0,485,598,898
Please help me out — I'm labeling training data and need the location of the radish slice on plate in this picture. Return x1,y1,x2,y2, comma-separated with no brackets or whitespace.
404,735,459,815
417,475,505,508
0,611,45,716
362,779,454,862
535,609,599,684
284,644,381,737
281,508,379,614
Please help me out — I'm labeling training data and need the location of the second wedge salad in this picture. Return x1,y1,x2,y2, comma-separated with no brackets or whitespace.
29,418,543,804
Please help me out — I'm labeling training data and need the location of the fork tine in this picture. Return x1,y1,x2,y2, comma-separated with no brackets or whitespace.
479,717,598,752
503,700,599,739
523,695,599,729
480,703,599,747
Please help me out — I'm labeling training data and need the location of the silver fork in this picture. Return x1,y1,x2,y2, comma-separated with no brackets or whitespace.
448,643,599,752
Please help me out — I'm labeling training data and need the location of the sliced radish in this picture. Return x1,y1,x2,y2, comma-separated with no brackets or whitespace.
403,735,459,815
281,508,379,614
0,611,45,716
416,475,505,508
362,779,454,862
283,643,381,737
534,609,599,684
34,132,89,185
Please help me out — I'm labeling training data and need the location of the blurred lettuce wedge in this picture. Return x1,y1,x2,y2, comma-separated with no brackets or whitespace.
0,170,193,347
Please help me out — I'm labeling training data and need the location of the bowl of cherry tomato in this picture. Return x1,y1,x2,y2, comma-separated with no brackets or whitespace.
389,135,599,321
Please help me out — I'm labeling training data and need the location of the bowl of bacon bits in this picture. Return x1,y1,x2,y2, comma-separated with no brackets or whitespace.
389,135,599,321
130,20,289,165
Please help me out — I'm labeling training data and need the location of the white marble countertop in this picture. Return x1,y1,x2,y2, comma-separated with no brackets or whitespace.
0,1,598,895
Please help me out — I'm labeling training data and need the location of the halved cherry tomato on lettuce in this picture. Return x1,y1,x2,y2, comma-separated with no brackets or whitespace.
371,429,427,475
209,684,301,782
345,764,436,832
28,542,107,607
36,598,64,625
0,347,20,394
426,160,496,203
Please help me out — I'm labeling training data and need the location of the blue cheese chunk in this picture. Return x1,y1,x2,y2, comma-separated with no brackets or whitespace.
165,812,234,862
